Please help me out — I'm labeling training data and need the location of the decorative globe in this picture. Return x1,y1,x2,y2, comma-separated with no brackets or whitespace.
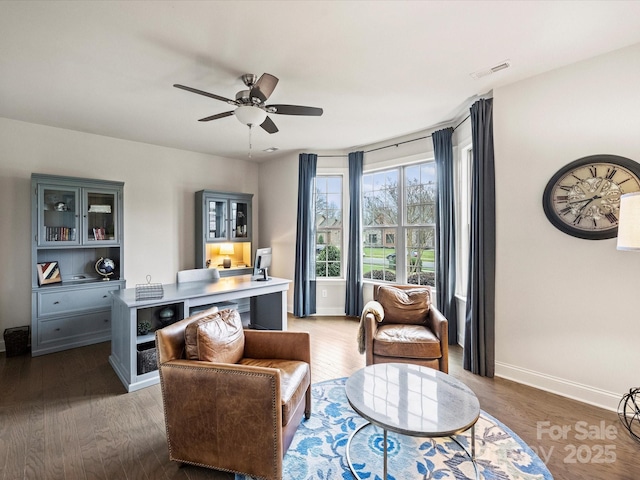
158,307,175,326
95,257,115,280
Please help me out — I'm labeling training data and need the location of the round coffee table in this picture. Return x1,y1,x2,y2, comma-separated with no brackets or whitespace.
345,363,480,479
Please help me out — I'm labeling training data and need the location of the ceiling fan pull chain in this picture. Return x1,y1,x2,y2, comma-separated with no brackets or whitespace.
248,125,253,158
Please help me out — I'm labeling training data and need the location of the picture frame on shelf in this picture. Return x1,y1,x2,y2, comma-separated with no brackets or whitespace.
37,261,62,285
93,227,105,240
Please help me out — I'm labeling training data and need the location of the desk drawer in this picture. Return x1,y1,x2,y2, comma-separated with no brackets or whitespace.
38,284,119,317
39,311,111,344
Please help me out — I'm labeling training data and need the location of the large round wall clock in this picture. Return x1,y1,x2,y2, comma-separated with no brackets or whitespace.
542,154,640,240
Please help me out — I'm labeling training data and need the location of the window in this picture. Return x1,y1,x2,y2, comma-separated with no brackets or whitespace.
315,176,343,277
455,145,472,298
362,161,436,286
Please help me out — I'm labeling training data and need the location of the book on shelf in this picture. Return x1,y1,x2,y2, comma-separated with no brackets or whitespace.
45,226,76,242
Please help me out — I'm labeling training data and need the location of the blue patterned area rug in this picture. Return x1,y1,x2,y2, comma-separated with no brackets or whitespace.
236,377,553,480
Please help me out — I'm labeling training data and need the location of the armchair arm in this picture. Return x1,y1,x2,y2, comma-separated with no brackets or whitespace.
426,305,448,344
426,305,449,373
364,312,379,366
159,360,283,479
244,330,311,364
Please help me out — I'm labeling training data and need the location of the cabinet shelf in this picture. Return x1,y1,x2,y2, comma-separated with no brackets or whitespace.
136,332,155,344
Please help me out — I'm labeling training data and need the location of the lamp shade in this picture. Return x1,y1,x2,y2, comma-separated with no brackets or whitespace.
617,192,640,251
219,243,235,255
234,106,267,127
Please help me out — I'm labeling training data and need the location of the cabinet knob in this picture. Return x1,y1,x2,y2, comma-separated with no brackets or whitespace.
53,301,60,305
55,328,60,331
103,295,108,298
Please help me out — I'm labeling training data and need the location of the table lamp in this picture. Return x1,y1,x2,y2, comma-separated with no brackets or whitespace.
617,192,640,251
220,243,234,268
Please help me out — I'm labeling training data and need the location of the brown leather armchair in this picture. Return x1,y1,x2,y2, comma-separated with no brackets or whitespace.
364,284,448,373
156,308,311,480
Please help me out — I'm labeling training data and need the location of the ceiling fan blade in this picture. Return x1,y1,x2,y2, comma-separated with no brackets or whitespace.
250,73,279,102
174,84,238,105
260,116,279,134
198,111,234,122
268,104,323,116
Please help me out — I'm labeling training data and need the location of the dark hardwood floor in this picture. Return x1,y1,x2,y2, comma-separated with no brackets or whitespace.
1,315,638,479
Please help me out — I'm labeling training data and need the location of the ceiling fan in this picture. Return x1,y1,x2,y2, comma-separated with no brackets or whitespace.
174,73,323,134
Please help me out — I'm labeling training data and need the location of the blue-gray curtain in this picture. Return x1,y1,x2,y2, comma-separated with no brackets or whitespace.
432,127,457,344
294,153,317,317
464,98,496,377
345,151,364,316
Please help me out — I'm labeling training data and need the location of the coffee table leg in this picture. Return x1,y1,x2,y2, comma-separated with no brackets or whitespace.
383,428,388,479
471,424,475,459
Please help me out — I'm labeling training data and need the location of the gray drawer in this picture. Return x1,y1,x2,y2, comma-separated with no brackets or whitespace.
39,311,111,344
38,284,119,317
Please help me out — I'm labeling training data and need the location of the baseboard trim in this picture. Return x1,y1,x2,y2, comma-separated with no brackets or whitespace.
495,361,622,412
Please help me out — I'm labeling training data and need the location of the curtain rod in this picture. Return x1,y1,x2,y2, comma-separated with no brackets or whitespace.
317,114,470,158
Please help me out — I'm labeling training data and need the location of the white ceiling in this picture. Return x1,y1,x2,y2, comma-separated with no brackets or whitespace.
2,1,640,162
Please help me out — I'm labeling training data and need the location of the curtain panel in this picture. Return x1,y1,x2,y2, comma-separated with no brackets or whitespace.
432,127,458,344
294,153,318,317
345,151,364,316
463,98,496,377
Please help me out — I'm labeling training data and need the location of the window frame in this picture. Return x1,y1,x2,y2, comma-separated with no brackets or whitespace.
454,143,473,300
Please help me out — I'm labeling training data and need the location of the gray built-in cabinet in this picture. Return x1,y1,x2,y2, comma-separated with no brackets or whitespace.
195,190,254,276
31,173,125,356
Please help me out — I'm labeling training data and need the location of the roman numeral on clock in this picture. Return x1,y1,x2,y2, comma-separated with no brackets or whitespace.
555,195,568,202
605,167,617,180
559,206,572,216
605,212,618,224
618,177,632,185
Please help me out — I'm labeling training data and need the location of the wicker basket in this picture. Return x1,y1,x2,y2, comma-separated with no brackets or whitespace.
137,341,157,374
4,326,30,357
135,279,163,301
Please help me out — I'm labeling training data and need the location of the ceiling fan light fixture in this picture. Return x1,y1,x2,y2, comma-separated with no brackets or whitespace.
235,105,267,127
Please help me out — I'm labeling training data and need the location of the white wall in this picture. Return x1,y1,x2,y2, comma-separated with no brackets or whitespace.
256,154,299,312
493,43,640,410
0,117,258,346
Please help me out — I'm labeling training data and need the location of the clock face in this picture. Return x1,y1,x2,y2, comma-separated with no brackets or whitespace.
543,155,640,239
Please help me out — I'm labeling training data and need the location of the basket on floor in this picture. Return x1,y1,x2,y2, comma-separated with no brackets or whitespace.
4,326,30,357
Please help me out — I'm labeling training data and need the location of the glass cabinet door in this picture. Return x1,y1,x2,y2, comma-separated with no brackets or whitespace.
84,188,119,244
206,199,228,241
38,185,80,245
231,201,249,239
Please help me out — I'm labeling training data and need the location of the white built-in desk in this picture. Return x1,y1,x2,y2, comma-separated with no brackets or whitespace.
109,275,291,392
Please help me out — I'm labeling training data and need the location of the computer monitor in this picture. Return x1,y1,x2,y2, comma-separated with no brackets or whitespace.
253,247,272,281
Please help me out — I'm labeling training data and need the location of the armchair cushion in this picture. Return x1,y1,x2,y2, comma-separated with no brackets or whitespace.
240,358,310,425
374,324,442,359
184,308,244,363
377,285,431,325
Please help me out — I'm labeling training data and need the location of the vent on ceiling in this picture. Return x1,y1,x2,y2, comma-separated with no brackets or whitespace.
263,147,279,153
470,60,511,80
